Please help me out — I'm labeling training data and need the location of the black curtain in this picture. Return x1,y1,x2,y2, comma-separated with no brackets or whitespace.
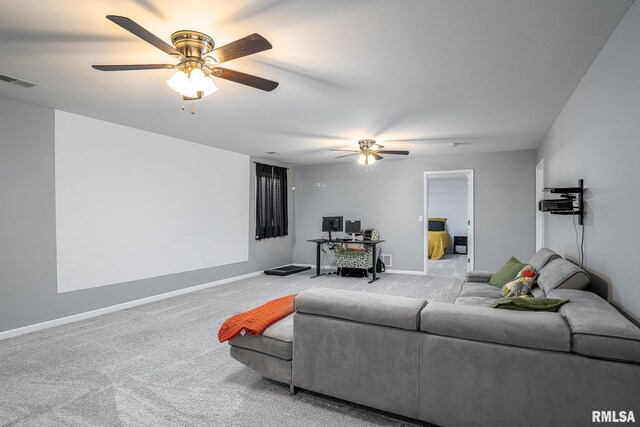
255,162,288,240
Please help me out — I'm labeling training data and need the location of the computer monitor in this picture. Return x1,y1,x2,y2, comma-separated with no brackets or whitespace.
322,216,343,239
345,220,361,234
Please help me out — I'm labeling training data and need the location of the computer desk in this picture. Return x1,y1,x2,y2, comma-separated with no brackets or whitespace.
307,238,385,283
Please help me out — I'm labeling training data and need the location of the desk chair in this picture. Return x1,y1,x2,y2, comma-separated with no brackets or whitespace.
334,229,380,275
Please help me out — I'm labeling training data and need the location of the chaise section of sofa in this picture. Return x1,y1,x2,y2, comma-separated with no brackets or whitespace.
228,314,294,384
293,288,428,419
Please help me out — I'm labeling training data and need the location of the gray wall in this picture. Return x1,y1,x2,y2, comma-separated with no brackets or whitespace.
292,150,536,272
0,95,293,333
428,178,468,252
537,1,640,320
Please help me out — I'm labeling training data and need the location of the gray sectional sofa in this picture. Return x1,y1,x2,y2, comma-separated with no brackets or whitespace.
228,249,640,426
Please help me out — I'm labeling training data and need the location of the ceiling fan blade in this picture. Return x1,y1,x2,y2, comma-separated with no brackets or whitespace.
376,150,409,155
92,64,173,71
329,149,359,152
370,153,383,161
335,154,357,159
212,67,278,91
208,33,272,64
106,15,181,57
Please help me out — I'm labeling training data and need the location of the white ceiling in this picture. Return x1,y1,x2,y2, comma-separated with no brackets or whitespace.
0,0,633,165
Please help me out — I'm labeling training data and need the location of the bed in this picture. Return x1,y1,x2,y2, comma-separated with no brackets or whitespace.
427,218,450,260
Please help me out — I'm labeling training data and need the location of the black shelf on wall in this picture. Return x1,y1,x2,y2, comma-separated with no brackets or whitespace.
539,179,584,225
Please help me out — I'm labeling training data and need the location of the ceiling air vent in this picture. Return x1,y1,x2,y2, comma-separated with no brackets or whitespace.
0,73,37,88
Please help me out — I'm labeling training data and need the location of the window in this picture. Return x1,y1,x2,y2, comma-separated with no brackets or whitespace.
255,162,288,240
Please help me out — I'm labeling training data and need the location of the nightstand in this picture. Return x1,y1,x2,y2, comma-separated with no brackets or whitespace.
454,236,468,255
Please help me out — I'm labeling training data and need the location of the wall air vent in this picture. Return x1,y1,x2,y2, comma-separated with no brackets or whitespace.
380,254,392,267
0,73,37,88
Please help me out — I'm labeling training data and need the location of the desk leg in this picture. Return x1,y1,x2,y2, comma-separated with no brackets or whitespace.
369,243,380,284
311,242,322,278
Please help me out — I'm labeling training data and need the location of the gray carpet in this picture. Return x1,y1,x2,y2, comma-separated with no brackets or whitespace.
427,254,468,279
0,271,463,426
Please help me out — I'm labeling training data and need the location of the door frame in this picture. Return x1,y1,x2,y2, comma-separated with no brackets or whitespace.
423,169,475,275
535,159,545,251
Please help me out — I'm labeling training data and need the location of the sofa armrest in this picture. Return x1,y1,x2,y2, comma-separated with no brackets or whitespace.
420,302,571,352
295,288,427,331
466,271,494,283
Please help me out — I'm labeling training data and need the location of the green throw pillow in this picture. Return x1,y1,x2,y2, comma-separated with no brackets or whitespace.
489,256,526,288
491,297,569,312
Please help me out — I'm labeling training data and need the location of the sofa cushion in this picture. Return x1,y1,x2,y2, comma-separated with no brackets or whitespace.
228,314,293,360
295,288,427,331
420,302,571,352
537,259,590,294
548,289,640,364
531,286,545,298
458,283,503,300
528,248,561,271
453,296,497,307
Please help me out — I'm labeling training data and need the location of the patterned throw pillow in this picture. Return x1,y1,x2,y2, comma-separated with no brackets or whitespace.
501,265,539,297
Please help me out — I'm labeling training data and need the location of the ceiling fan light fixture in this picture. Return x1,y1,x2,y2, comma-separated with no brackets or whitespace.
357,154,367,164
367,154,377,165
167,70,190,94
166,68,218,98
200,75,219,96
189,68,207,86
370,144,381,152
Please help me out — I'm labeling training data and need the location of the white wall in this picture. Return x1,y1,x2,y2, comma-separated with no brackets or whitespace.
292,150,536,272
537,1,640,320
1,94,294,333
55,111,250,292
428,178,468,252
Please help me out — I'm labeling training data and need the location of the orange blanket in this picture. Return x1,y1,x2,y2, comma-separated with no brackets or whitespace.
218,294,296,343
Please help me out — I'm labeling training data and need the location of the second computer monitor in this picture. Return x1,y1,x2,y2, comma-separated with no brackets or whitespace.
344,220,361,234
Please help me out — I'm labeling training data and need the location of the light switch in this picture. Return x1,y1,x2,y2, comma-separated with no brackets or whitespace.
418,216,424,222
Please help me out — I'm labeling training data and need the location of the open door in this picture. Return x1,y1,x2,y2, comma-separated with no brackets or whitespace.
423,169,474,277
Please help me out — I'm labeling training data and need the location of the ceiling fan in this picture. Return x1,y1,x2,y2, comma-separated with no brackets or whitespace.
92,15,278,102
331,139,409,166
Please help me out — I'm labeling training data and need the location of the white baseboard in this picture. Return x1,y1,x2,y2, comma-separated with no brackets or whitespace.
3,262,429,341
385,269,426,275
0,269,267,341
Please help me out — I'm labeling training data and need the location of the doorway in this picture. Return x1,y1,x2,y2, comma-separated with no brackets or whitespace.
536,159,545,251
423,170,474,278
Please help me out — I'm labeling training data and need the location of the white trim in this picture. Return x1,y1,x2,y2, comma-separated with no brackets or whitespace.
385,269,426,275
535,159,545,251
423,169,475,275
0,269,267,341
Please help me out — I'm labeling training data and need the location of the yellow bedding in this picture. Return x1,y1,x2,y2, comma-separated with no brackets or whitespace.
428,231,450,260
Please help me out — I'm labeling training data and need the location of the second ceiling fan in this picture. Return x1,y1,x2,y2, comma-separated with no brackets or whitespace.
331,139,409,166
92,15,278,102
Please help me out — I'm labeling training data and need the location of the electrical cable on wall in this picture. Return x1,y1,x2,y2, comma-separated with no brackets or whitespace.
573,214,586,268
